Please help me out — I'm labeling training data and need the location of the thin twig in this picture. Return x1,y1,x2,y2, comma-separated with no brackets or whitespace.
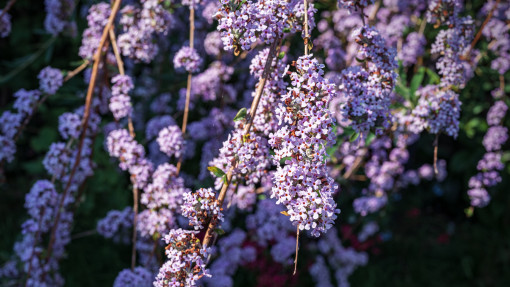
64,60,91,82
46,0,123,260
463,0,500,60
293,225,300,275
433,134,439,175
0,0,18,20
176,7,195,174
109,23,139,270
202,39,280,248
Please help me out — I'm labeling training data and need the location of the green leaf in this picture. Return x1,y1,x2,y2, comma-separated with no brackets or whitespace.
207,166,226,177
395,81,410,102
214,228,226,235
349,132,360,142
279,156,292,165
425,67,441,85
410,67,425,97
278,52,285,59
233,108,247,122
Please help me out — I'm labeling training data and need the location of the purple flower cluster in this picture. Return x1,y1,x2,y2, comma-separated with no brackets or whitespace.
269,55,340,237
203,229,256,287
400,32,426,67
310,227,368,287
173,46,202,73
338,25,398,134
97,207,133,244
13,89,41,116
38,66,64,95
156,125,183,158
110,75,134,120
58,112,81,139
468,98,508,208
79,3,111,60
0,9,11,37
431,16,474,88
138,163,189,238
154,229,210,287
0,88,42,162
406,86,461,138
117,0,172,63
216,0,291,52
338,0,374,13
182,187,224,230
114,267,152,287
107,129,153,189
44,0,75,35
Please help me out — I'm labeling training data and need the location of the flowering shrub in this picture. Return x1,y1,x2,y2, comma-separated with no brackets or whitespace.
0,0,509,286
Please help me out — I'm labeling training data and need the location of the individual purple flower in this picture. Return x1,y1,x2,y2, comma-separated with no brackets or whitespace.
182,187,224,230
113,267,152,287
13,89,41,116
483,126,508,152
0,9,11,37
156,125,183,158
173,46,202,73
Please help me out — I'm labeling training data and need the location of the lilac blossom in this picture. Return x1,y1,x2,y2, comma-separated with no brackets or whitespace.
487,101,508,126
13,89,41,116
58,112,81,140
182,188,224,230
110,75,134,120
269,55,340,237
339,26,398,134
156,125,183,158
173,46,202,73
79,3,111,60
483,126,508,152
97,207,133,244
114,267,152,287
154,229,210,287
44,0,75,35
0,9,11,37
400,32,426,67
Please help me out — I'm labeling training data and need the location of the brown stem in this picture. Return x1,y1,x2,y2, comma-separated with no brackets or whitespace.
463,0,500,60
0,0,17,19
109,27,125,75
343,149,366,180
304,0,309,55
293,225,300,275
46,0,123,260
64,60,91,82
176,7,195,174
202,39,279,248
131,184,138,270
433,134,439,175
